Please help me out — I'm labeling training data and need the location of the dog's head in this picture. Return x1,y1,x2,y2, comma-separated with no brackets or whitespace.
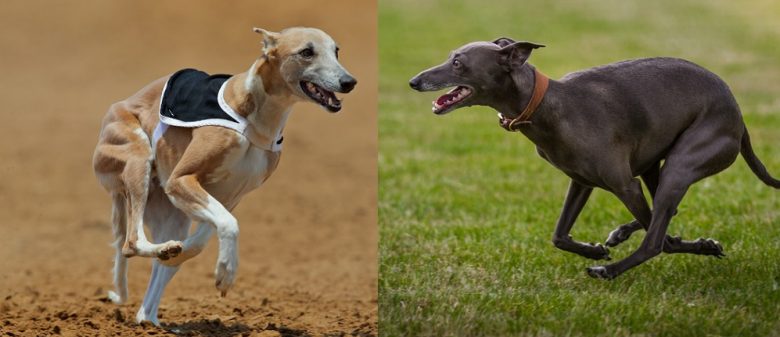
253,27,357,112
408,37,544,115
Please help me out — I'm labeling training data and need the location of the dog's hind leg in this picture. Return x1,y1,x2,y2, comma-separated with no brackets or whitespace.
137,222,213,323
136,261,179,325
95,104,183,260
588,121,740,279
121,126,183,260
551,180,611,260
604,161,725,257
107,193,129,304
605,162,660,247
589,174,693,279
661,235,724,257
136,188,190,325
157,221,214,267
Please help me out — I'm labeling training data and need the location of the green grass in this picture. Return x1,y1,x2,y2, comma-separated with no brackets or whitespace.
378,1,780,336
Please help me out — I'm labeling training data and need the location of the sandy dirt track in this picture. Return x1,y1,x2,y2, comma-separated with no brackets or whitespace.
0,1,377,336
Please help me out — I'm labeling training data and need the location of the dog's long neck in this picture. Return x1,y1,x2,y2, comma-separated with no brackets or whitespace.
489,64,537,118
490,63,562,144
223,57,296,150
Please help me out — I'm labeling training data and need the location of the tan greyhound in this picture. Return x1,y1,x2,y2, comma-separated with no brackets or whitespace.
92,27,356,324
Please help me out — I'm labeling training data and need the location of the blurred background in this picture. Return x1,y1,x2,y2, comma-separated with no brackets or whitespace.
0,1,377,336
379,0,779,336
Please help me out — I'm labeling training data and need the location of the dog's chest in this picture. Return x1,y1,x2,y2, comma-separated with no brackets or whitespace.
204,141,281,207
535,146,605,188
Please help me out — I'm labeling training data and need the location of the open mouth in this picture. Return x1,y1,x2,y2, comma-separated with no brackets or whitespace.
301,81,342,112
432,86,472,114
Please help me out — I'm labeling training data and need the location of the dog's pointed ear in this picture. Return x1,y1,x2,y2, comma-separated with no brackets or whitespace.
499,41,545,71
253,27,279,56
492,37,516,48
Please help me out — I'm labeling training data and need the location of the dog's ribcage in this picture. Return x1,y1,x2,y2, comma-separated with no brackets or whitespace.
158,134,280,211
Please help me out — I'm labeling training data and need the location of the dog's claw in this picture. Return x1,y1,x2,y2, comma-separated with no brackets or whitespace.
698,238,725,258
214,257,237,296
220,290,227,298
586,266,614,280
588,243,611,261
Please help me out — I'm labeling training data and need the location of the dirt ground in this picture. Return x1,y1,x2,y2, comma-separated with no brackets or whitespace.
0,1,377,336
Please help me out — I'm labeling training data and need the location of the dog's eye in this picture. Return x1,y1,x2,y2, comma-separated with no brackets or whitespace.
453,59,462,68
299,48,315,59
335,47,339,59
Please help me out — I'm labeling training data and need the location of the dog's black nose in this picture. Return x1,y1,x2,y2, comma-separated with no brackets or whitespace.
340,76,357,93
409,77,421,90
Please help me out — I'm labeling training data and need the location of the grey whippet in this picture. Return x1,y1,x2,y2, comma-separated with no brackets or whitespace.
409,37,779,279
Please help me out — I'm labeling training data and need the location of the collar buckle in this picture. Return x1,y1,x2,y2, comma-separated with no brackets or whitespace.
498,68,549,132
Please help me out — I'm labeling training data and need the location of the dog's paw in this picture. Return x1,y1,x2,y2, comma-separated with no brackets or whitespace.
107,290,125,305
215,258,238,297
586,266,615,280
605,226,634,247
584,243,611,261
156,241,183,261
697,238,725,258
135,307,160,326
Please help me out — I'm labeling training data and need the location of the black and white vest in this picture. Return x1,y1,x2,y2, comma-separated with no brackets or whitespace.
153,68,284,152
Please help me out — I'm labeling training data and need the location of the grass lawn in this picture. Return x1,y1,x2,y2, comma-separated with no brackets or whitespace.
378,0,780,336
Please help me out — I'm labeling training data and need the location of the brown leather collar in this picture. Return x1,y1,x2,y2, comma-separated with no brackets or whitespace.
498,68,549,131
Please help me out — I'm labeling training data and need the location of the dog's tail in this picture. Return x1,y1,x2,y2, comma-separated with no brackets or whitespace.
741,127,780,188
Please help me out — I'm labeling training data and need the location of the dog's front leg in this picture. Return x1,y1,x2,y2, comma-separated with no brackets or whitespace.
165,174,238,296
550,180,611,260
156,222,214,267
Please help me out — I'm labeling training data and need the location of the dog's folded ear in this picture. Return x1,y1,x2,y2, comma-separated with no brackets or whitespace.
253,27,279,56
492,37,516,48
499,41,545,71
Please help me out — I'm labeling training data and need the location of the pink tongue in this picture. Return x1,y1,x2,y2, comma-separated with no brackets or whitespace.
436,92,458,105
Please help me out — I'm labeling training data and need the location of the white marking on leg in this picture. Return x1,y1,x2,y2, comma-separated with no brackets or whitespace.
108,239,128,304
129,153,183,259
137,261,179,325
158,222,214,267
109,194,128,304
131,215,182,259
191,195,239,295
